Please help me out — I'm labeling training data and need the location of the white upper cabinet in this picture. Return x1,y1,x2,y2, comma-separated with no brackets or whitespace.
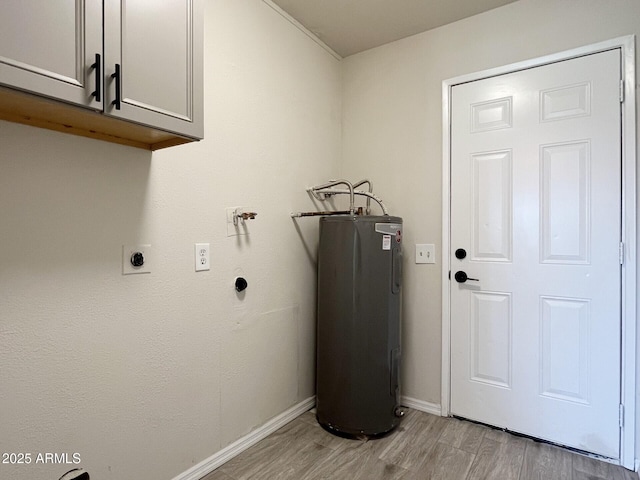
0,0,203,149
0,0,103,109
104,0,203,139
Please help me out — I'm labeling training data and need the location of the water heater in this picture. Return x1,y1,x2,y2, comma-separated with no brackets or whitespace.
316,215,403,437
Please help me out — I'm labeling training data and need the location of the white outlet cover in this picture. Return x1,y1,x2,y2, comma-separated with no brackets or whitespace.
123,244,151,274
195,243,210,272
416,244,436,264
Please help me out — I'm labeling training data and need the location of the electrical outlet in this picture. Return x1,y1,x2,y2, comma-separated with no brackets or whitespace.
123,244,151,274
416,244,436,264
195,243,210,271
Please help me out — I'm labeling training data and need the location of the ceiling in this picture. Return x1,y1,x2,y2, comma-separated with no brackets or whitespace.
270,0,519,58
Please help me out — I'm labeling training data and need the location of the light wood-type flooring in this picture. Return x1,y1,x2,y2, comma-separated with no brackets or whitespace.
202,408,637,480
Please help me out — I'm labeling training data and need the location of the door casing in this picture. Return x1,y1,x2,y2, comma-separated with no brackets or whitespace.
441,35,637,469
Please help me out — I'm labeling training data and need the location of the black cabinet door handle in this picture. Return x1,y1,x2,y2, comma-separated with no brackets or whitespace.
91,53,101,102
111,63,121,110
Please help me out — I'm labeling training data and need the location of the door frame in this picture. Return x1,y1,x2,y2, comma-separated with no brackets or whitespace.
441,36,637,469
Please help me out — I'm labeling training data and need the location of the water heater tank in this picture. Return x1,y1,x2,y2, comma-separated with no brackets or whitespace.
316,215,402,437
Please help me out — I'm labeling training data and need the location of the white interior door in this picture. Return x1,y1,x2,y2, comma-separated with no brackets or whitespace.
449,49,622,458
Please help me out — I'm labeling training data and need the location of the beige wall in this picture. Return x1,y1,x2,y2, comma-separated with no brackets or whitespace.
341,0,640,461
0,1,341,479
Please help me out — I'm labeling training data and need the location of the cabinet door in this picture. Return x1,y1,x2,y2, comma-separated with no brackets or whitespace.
0,0,103,109
104,0,203,139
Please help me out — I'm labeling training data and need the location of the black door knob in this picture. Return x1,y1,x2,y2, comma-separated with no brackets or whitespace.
454,271,479,283
455,248,467,259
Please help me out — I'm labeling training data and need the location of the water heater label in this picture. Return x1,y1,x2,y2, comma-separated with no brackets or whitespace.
375,223,402,236
382,235,391,250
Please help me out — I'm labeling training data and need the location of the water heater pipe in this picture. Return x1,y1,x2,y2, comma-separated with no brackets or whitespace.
308,179,355,214
352,179,373,215
313,188,388,215
290,210,354,218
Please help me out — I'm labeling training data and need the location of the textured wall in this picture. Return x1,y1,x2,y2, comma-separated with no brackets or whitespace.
0,1,341,479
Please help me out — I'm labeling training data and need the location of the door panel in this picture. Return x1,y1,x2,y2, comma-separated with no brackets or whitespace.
450,50,621,458
104,0,203,138
540,141,590,263
121,0,189,117
0,0,102,108
540,296,590,404
470,291,512,388
472,150,513,261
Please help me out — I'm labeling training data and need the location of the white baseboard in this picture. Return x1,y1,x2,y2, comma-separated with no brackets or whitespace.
401,396,443,416
172,396,316,480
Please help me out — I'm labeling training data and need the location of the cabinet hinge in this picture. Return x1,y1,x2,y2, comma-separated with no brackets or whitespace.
620,242,625,265
619,404,624,427
620,80,625,103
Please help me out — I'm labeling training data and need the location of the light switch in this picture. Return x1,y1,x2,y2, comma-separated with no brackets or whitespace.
416,244,435,264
